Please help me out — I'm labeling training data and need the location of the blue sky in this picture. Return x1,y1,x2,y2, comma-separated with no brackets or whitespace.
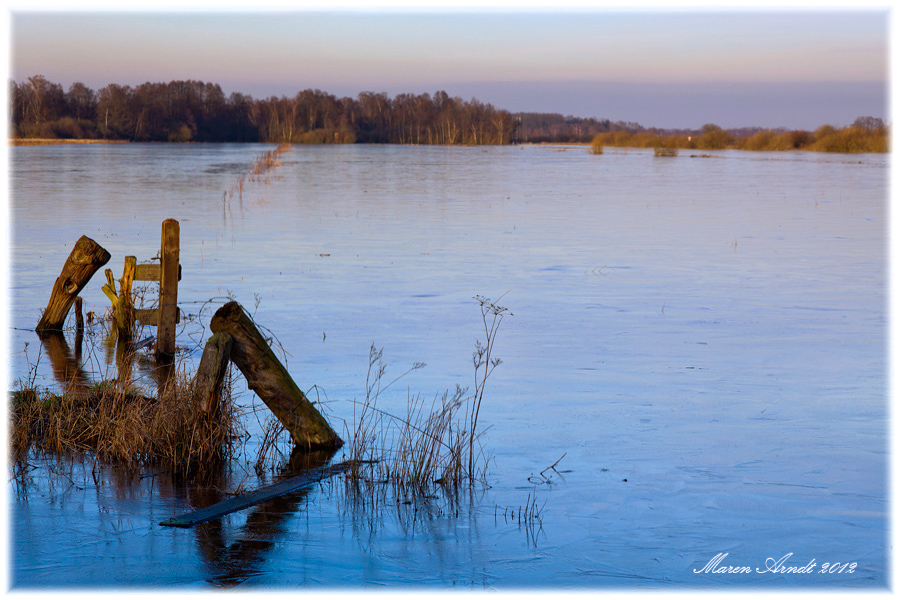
7,6,890,129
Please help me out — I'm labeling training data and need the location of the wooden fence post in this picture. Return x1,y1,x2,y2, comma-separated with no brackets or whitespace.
119,256,136,337
101,255,137,340
74,297,84,359
36,236,111,333
210,301,343,451
157,219,180,360
192,332,233,414
74,297,84,333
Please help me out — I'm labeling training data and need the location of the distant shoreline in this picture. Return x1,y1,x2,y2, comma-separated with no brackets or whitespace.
9,136,890,157
9,138,130,146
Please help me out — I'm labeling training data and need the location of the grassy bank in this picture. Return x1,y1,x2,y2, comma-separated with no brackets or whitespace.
590,122,889,154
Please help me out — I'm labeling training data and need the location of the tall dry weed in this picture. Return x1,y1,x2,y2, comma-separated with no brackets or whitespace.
344,296,510,497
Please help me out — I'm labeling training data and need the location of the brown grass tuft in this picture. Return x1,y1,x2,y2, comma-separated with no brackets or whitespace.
10,366,241,474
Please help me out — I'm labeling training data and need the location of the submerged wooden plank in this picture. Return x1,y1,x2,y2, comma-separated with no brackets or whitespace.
159,461,355,528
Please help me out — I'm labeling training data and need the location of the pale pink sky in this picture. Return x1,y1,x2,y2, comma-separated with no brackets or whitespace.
9,9,890,129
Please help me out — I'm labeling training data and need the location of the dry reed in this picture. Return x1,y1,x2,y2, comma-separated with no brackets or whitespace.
344,296,510,497
224,142,292,206
248,142,292,182
11,363,241,474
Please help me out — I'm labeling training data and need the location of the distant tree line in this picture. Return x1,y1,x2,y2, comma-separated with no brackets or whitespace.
512,112,645,143
8,75,518,145
8,75,889,152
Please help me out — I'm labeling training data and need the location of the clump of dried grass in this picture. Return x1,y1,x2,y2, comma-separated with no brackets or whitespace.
10,366,241,474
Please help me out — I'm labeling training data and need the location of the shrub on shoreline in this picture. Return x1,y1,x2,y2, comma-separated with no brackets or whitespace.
590,118,889,154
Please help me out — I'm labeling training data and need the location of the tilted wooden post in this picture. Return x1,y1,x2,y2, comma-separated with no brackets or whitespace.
36,236,111,333
210,301,343,451
157,219,180,360
192,332,233,414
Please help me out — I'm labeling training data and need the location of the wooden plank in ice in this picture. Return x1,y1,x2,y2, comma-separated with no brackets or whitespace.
159,461,355,528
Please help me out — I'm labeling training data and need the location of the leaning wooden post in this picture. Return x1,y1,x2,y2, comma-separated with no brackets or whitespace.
36,236,111,333
157,219,180,360
192,332,233,415
210,301,343,451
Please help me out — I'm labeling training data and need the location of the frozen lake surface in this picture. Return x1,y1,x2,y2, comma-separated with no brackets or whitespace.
7,143,888,588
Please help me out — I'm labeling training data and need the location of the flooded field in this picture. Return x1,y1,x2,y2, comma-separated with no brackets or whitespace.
6,143,888,588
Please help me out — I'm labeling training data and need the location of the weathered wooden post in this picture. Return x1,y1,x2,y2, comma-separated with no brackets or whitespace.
36,236,111,333
157,219,180,360
101,256,137,340
192,332,233,414
119,256,136,336
74,297,84,333
210,301,343,451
